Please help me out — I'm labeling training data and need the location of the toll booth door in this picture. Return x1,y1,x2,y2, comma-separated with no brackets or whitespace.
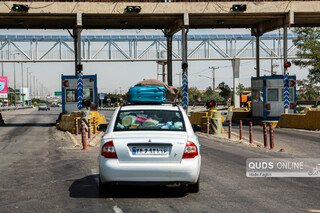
252,89,264,117
266,86,295,118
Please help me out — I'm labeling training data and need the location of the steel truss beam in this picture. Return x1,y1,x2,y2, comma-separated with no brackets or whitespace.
0,34,298,63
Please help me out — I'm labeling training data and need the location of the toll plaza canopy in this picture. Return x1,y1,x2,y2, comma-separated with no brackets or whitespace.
0,0,320,33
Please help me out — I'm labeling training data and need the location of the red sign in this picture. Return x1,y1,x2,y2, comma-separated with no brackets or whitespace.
90,104,98,110
290,103,296,110
62,80,69,87
227,98,231,102
264,103,271,110
290,80,296,87
0,76,8,98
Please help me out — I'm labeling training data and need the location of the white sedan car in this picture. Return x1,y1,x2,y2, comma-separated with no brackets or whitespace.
98,104,201,193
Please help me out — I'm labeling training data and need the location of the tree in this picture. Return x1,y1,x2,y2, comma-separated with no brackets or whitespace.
296,77,320,101
218,82,231,100
292,27,320,83
188,87,201,103
236,84,251,96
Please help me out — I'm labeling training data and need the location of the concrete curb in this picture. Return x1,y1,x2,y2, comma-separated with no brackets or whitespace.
88,132,104,147
66,131,81,147
197,131,263,149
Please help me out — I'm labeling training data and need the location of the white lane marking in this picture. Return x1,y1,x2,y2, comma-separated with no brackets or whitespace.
302,209,320,213
109,198,123,213
91,168,98,174
57,147,79,150
113,205,123,213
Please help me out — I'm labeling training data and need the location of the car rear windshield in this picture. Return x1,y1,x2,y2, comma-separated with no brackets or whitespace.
114,109,186,131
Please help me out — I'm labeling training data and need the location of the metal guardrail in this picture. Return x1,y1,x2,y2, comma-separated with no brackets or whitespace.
0,106,34,112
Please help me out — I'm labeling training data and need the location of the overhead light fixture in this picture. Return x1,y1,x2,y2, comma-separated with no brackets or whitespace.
231,4,247,12
12,4,29,12
125,6,141,14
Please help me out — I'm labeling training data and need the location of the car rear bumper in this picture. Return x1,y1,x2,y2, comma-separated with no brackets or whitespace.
99,156,201,184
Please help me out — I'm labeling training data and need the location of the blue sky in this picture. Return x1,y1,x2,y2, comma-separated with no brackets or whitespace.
1,28,308,96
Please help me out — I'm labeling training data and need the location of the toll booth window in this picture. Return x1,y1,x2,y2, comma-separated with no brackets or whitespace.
252,89,263,102
267,88,278,101
282,88,293,101
83,88,93,102
66,89,77,102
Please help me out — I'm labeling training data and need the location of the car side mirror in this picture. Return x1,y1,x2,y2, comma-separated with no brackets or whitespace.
97,124,108,132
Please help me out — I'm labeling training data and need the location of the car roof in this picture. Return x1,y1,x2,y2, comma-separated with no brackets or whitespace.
120,104,180,111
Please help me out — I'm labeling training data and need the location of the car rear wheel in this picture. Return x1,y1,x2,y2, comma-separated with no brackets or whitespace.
187,178,199,193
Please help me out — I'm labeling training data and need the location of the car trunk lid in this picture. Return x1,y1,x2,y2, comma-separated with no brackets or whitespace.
111,131,188,163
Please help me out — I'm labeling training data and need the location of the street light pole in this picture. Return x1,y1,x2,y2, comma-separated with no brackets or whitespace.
13,59,16,106
29,72,32,99
26,67,29,93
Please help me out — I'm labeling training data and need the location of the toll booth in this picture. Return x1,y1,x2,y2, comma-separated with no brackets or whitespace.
251,75,296,120
61,74,98,114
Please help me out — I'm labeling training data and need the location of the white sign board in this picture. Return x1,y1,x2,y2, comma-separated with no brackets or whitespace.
0,94,7,98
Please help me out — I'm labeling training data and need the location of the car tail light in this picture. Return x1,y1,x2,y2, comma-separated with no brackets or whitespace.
182,141,198,159
101,140,117,158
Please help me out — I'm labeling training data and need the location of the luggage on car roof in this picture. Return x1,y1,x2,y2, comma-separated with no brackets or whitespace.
128,86,167,103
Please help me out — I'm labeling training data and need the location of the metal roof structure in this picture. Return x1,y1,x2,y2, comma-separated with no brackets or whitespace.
0,33,297,41
0,33,298,62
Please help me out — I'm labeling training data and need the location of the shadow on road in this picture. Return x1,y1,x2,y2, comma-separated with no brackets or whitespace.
69,175,187,199
3,123,55,127
69,175,101,199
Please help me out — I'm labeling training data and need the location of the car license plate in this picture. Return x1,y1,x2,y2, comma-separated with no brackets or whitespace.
131,147,169,156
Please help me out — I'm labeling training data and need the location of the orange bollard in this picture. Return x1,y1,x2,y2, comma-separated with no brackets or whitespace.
207,117,209,135
263,123,268,148
81,120,87,150
269,124,274,150
239,120,243,140
249,122,253,144
75,118,78,136
228,120,232,139
93,117,96,134
88,118,91,139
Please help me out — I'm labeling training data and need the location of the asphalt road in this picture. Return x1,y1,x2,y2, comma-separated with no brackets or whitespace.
0,108,319,213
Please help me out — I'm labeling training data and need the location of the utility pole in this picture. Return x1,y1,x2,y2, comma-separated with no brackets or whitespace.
13,60,16,106
36,79,39,99
13,54,19,106
208,66,219,91
33,76,35,99
21,63,23,89
1,41,3,76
